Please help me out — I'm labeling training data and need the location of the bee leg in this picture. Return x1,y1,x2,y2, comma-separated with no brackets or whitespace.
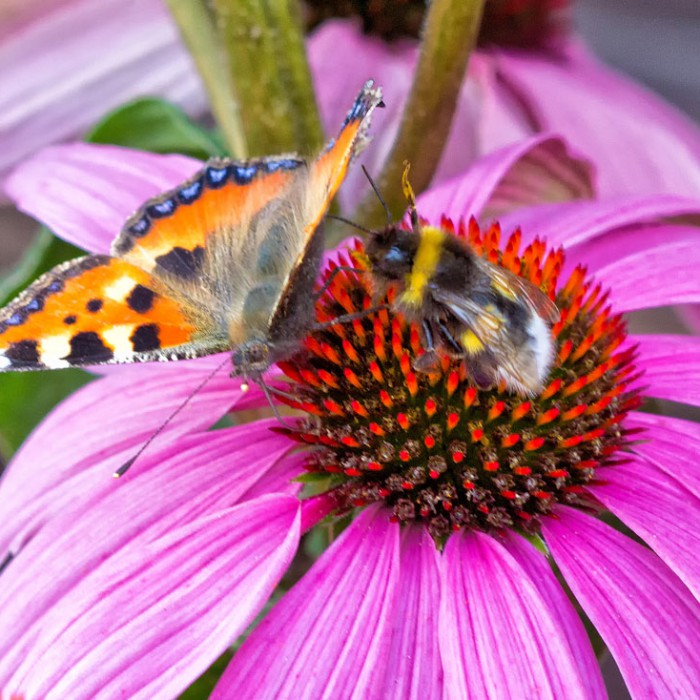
412,320,441,372
435,318,464,355
312,304,389,331
314,266,365,300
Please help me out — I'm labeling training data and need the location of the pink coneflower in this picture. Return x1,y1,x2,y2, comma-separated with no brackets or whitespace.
309,18,700,206
1,135,700,698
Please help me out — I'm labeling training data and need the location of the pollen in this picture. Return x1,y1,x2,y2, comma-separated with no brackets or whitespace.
277,223,642,543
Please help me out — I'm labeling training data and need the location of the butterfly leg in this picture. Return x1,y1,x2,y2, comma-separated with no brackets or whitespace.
314,265,365,300
312,304,389,331
254,377,299,429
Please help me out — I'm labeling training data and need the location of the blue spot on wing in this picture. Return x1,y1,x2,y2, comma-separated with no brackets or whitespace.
128,216,151,237
206,166,230,188
147,199,177,218
232,165,258,184
178,178,203,204
264,158,304,174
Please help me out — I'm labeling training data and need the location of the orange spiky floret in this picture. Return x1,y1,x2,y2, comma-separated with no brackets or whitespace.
279,218,642,541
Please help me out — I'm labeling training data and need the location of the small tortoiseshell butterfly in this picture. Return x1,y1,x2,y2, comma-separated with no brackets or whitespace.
0,81,383,386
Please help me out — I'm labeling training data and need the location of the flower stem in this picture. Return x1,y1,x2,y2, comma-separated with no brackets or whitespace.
164,0,247,157
356,0,486,227
211,0,325,156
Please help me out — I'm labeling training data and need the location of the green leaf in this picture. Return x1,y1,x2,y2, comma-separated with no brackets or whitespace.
0,228,83,307
87,97,224,159
178,650,233,700
0,370,93,463
0,229,89,463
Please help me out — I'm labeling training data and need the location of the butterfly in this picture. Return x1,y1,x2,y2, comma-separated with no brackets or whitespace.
0,81,384,390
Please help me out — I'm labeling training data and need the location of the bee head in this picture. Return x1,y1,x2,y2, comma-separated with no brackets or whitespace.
366,225,417,280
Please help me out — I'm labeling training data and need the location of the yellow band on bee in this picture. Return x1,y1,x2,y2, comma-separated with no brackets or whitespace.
461,329,484,355
402,226,444,307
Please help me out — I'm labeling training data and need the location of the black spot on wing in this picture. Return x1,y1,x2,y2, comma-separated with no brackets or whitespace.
86,298,103,313
63,315,77,325
155,246,204,280
126,284,156,313
5,340,40,365
66,332,113,364
131,324,160,352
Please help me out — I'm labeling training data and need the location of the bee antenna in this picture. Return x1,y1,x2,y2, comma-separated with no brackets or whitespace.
401,161,420,231
361,165,392,225
113,356,230,478
326,214,373,235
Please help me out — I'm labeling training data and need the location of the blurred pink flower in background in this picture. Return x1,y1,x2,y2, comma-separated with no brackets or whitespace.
0,0,206,188
1,136,700,697
3,3,700,205
309,19,700,209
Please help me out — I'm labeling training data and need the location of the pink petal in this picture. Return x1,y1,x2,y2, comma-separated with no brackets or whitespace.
627,411,700,499
380,526,443,700
498,195,700,251
5,143,200,253
0,423,299,671
440,530,601,699
542,506,700,698
0,422,299,686
493,46,700,198
593,243,700,313
0,0,205,187
590,459,700,603
0,357,245,558
633,334,700,406
0,494,300,700
501,533,606,697
418,134,594,224
213,506,401,699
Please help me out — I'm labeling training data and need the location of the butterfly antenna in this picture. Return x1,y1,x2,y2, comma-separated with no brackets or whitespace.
326,214,373,236
113,356,230,478
361,165,392,225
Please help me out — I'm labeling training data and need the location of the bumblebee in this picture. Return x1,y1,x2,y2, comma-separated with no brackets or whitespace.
363,166,560,396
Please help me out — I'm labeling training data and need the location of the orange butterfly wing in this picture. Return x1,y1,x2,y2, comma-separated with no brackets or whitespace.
0,256,225,370
0,81,384,372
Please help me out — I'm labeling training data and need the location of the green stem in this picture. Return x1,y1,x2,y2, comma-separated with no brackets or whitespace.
212,0,325,156
165,0,247,157
356,0,486,227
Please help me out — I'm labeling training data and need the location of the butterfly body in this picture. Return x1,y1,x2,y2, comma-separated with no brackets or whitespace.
365,211,559,396
0,81,384,384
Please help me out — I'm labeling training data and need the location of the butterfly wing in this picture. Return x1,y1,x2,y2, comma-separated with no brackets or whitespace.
0,256,227,371
265,81,384,344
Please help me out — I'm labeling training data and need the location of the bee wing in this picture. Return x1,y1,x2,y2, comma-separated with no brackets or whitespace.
486,262,560,324
430,287,504,347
